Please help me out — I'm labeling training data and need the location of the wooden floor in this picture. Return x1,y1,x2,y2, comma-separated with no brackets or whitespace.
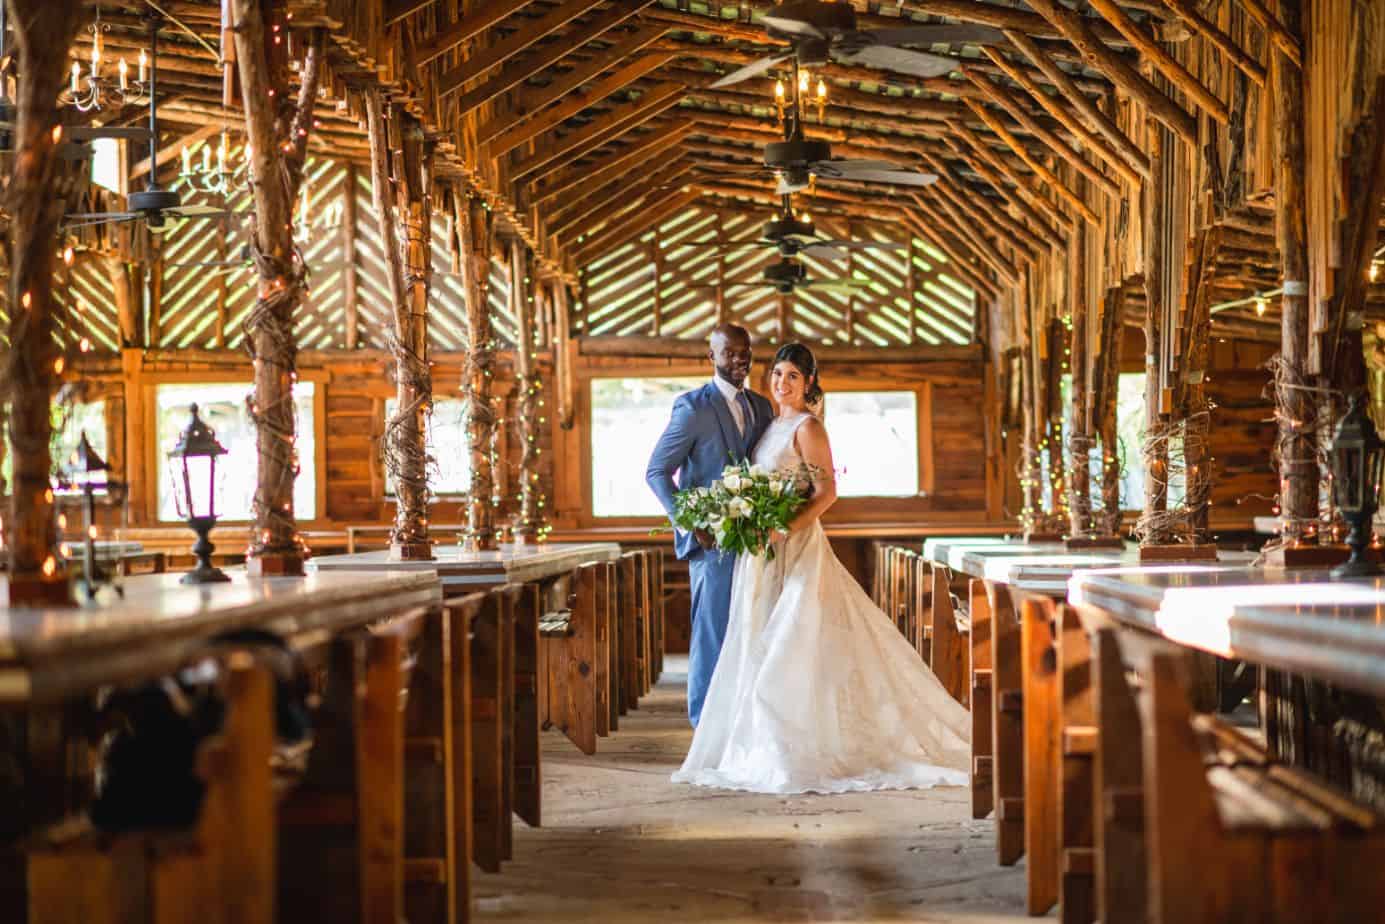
476,657,1031,922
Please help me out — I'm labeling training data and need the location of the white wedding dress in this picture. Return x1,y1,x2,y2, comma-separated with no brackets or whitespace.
672,410,970,794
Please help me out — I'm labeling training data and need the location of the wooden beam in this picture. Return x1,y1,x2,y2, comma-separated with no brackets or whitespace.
1021,0,1197,144
901,210,1003,300
487,51,674,157
547,126,691,216
558,159,695,243
414,0,538,67
947,124,1072,239
1158,0,1267,88
574,188,701,264
964,69,1122,198
453,0,656,117
500,23,671,122
997,32,1146,180
436,0,608,99
579,335,982,363
512,83,685,180
1086,0,1230,124
912,191,1020,286
919,152,1048,257
130,123,220,180
963,98,1099,225
1237,0,1303,67
534,120,694,205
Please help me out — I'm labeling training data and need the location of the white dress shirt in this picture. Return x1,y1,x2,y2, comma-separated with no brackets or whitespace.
713,373,749,436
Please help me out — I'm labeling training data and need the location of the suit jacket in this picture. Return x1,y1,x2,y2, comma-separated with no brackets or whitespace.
646,381,774,560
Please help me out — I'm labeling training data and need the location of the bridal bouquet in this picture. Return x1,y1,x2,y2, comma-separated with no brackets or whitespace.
666,460,813,560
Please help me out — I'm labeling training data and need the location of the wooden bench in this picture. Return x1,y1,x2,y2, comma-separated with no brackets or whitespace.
1083,614,1385,923
26,654,276,924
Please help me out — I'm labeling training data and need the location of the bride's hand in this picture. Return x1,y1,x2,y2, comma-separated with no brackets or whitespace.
770,527,790,544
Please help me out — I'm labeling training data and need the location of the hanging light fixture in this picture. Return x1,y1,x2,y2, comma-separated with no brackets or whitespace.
179,129,244,196
60,5,151,113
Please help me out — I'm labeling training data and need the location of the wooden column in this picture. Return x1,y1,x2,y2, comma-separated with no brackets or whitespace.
230,4,323,575
511,240,542,542
1067,220,1092,538
1095,286,1125,537
1141,126,1171,546
342,162,360,351
367,92,434,561
459,193,499,551
554,282,575,430
2,0,85,603
106,253,141,348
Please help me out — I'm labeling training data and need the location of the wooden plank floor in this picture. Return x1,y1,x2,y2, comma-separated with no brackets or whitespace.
475,656,1030,922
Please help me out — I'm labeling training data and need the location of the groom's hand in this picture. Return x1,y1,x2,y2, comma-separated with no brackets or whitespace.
693,528,716,550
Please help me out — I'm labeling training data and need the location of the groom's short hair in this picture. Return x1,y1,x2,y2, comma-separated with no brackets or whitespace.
709,322,750,344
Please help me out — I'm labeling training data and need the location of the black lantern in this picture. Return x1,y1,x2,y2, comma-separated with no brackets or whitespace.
1329,393,1385,577
64,431,116,599
167,403,230,584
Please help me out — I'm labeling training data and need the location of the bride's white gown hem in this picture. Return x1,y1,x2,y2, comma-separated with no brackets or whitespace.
671,411,970,795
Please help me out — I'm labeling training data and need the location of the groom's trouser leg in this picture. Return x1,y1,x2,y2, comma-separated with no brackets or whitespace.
686,552,735,727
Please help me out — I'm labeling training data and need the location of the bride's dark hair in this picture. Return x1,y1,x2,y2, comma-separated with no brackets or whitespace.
773,342,824,405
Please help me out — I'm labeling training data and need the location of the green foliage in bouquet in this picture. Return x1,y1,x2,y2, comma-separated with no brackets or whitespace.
660,459,815,560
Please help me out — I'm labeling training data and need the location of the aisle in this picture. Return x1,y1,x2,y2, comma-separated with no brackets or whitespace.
475,657,1030,922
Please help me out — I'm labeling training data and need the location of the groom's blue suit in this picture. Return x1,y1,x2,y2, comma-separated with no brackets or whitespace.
647,381,773,726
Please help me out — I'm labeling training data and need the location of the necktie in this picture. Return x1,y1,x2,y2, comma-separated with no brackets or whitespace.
735,390,753,438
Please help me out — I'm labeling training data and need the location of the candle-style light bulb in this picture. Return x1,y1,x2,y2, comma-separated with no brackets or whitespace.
118,57,128,91
182,145,192,175
798,69,809,94
138,49,147,84
1255,297,1268,317
202,144,212,173
91,32,100,69
70,60,81,94
774,79,785,100
816,78,826,100
1371,261,1381,284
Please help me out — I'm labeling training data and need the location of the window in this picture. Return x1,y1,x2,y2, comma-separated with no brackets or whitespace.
384,397,471,496
591,377,704,517
2,400,106,488
821,391,919,497
155,382,316,521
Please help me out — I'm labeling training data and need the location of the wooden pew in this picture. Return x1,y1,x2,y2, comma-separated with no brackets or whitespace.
989,580,1025,867
1086,614,1385,923
928,562,969,706
538,562,608,756
969,577,994,821
459,591,511,874
26,654,276,924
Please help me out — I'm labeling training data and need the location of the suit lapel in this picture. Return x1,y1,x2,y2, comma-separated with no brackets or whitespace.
706,383,743,462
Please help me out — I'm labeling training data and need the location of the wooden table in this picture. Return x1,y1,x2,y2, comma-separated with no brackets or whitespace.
1069,566,1385,696
0,570,441,705
308,541,622,593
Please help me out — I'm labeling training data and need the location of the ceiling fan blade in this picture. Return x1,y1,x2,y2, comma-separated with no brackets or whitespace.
812,159,937,187
62,212,138,228
851,24,1006,48
709,53,794,88
801,279,868,293
168,205,241,220
814,238,908,251
666,240,766,251
800,243,849,260
761,14,826,39
691,162,768,174
831,44,959,78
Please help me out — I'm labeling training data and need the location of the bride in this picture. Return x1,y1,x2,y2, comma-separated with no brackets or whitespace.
672,343,970,794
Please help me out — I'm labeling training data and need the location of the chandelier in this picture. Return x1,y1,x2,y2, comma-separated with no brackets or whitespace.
179,131,244,196
773,66,828,125
61,7,151,112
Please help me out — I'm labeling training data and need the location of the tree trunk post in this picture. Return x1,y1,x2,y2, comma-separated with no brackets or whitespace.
230,2,323,575
1141,124,1171,546
3,0,86,605
1067,216,1091,538
367,92,434,561
459,192,499,551
511,239,542,543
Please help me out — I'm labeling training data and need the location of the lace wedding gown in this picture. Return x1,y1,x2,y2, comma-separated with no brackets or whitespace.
672,411,970,794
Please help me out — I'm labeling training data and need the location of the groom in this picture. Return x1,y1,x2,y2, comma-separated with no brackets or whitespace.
647,323,773,727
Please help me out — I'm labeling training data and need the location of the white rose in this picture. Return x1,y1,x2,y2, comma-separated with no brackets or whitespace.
708,513,723,528
748,463,766,477
726,498,746,518
723,473,743,493
769,479,784,496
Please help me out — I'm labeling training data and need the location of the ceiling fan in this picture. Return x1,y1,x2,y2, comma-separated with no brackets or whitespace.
62,13,236,232
726,255,868,295
710,0,1005,87
670,193,905,260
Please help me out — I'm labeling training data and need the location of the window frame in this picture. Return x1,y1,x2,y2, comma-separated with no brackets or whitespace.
572,364,935,527
141,371,329,525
